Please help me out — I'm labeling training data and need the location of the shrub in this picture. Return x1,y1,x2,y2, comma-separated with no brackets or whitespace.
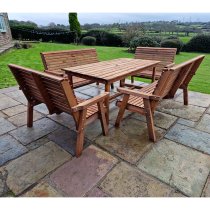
82,30,123,47
81,36,96,46
22,43,32,49
122,25,145,47
129,36,159,51
14,41,22,49
160,39,183,54
183,34,210,53
152,36,163,44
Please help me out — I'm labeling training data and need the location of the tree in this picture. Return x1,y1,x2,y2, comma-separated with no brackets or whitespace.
68,13,81,43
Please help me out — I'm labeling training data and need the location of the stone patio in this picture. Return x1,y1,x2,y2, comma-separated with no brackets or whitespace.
0,81,210,197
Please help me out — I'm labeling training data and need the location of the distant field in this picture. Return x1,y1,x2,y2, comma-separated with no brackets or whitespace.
0,42,209,94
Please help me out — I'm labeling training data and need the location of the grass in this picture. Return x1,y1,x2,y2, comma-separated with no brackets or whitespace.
0,42,209,94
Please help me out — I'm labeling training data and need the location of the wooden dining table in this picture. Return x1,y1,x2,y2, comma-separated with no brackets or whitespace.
62,58,160,122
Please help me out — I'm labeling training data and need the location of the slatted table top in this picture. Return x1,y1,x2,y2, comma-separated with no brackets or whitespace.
63,58,160,84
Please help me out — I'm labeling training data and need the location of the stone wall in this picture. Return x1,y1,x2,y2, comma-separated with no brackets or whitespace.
0,13,12,47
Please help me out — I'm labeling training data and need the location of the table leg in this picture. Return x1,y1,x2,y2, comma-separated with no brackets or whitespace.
152,67,156,82
105,83,110,124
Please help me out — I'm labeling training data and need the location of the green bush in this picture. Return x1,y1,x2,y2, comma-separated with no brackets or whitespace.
129,36,159,51
183,34,210,53
81,36,96,46
160,39,183,54
82,30,123,47
22,43,32,49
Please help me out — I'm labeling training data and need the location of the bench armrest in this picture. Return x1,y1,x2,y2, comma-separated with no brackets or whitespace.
165,63,175,68
72,92,110,112
117,87,160,101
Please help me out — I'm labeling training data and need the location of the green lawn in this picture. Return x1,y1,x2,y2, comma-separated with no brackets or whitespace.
0,42,209,94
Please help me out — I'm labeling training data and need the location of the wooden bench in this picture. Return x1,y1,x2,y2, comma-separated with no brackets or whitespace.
131,47,177,83
40,48,99,88
8,64,109,157
165,55,205,105
115,56,204,142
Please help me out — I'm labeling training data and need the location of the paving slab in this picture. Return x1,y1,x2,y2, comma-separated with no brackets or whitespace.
48,113,75,129
165,123,210,155
74,85,92,92
9,118,60,145
177,118,196,128
48,126,89,156
0,86,18,94
207,108,210,114
0,95,20,110
3,141,71,195
4,90,27,105
2,105,27,117
8,111,43,127
109,108,132,125
0,117,16,136
138,139,210,197
131,111,177,129
81,86,104,97
81,86,116,97
84,119,113,140
202,176,210,197
26,137,50,151
0,169,9,196
49,145,117,197
23,181,62,197
34,104,49,115
75,92,91,100
0,111,7,118
157,100,205,121
86,187,109,197
196,114,210,134
0,134,28,166
95,118,165,164
175,91,210,107
100,162,174,197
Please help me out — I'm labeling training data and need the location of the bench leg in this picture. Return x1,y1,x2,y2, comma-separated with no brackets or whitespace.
183,87,188,106
96,81,99,86
143,99,156,142
120,79,125,87
151,67,156,83
111,83,114,89
131,76,134,83
27,102,33,127
98,101,108,136
76,109,87,157
115,94,129,127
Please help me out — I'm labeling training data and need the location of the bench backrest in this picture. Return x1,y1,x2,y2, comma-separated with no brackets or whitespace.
167,55,205,97
8,64,80,122
150,56,204,110
41,48,98,72
135,47,177,71
153,55,205,98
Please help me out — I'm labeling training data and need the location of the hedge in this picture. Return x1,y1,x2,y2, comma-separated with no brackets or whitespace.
11,26,76,44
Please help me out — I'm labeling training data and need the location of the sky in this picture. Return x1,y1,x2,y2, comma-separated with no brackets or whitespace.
8,13,210,26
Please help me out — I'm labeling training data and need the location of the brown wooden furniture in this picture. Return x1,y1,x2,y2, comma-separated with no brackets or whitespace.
40,48,99,88
8,64,109,157
115,56,204,142
165,55,205,105
63,58,160,123
131,47,177,83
